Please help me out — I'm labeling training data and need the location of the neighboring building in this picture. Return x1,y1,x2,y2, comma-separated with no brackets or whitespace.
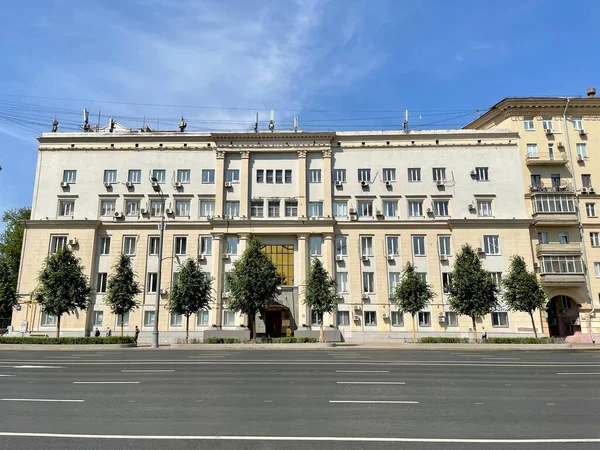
464,88,600,339
13,122,540,342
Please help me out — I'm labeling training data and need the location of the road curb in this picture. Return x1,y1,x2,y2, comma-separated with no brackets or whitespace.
169,343,335,349
337,343,583,350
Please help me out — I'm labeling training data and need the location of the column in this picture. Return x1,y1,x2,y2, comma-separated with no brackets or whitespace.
240,151,250,218
211,233,224,326
297,234,308,326
238,233,250,327
215,150,225,218
297,150,307,218
323,233,335,327
322,149,332,218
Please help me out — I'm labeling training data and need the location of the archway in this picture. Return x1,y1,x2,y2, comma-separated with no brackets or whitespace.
546,295,581,337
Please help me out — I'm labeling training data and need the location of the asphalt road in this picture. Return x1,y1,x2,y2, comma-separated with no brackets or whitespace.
1,348,599,450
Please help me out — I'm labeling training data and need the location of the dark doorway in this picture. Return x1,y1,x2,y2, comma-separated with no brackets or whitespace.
265,310,282,337
546,295,580,337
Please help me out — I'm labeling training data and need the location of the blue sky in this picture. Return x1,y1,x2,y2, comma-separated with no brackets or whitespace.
1,0,599,212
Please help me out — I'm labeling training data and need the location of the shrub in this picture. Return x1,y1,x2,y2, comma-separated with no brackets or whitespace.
0,336,135,345
203,337,246,344
263,337,318,344
419,337,469,343
482,337,561,344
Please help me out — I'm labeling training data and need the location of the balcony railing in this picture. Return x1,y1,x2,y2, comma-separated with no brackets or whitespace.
539,273,587,286
536,243,582,256
526,152,569,166
530,183,574,193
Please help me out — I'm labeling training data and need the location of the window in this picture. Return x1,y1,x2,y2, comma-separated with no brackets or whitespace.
308,202,323,218
226,236,238,254
434,200,449,216
50,235,68,254
587,203,596,218
148,201,163,218
364,311,377,326
126,200,140,216
200,236,212,255
475,167,489,181
104,170,117,184
170,313,183,327
250,201,264,218
333,201,348,217
417,272,427,282
358,200,373,217
595,262,600,278
41,312,57,326
477,200,493,217
491,312,508,327
388,272,401,295
582,175,592,188
383,168,396,182
197,310,209,326
387,236,400,256
200,201,215,217
285,170,292,183
489,272,502,287
123,236,136,256
442,272,452,294
147,273,158,293
96,273,107,294
548,143,555,161
361,236,373,256
262,244,294,285
335,236,347,256
412,236,425,256
483,235,500,255
175,200,190,217
148,236,160,256
445,312,458,327
100,200,116,216
538,232,548,244
266,170,274,183
542,117,553,130
577,143,588,158
225,201,240,217
309,169,322,183
117,312,129,327
336,272,348,293
144,311,156,327
408,200,423,217
128,170,141,184
275,170,283,184
310,236,323,256
285,201,298,217
358,169,371,182
432,168,446,182
527,144,538,158
99,237,111,256
310,309,320,326
333,169,346,183
559,232,569,245
524,117,535,131
59,200,74,217
362,272,375,293
63,170,77,184
268,201,280,218
561,296,571,309
408,168,421,182
540,256,584,274
223,310,236,326
438,236,451,256
152,169,166,183
532,194,575,213
177,169,190,184
201,169,215,184
573,117,583,131
174,237,188,255
391,311,404,327
383,200,397,217
337,311,350,326
226,169,240,183
256,170,264,183
591,232,600,247
418,311,431,327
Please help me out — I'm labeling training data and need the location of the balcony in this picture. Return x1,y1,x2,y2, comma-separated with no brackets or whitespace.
539,273,587,286
536,243,582,256
532,213,579,226
529,183,574,193
531,194,578,226
526,152,569,166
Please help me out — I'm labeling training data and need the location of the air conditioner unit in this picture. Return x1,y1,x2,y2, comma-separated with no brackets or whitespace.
349,208,357,214
335,255,343,261
222,292,230,299
222,253,230,259
386,254,395,261
165,208,173,215
198,254,206,261
590,187,596,194
470,169,476,176
361,255,369,261
151,181,159,188
353,315,361,321
577,155,585,162
68,238,78,246
579,129,587,136
385,180,392,187
581,187,589,194
334,180,343,186
436,180,444,186
361,293,369,300
140,208,148,215
360,180,368,187
224,182,232,188
427,207,433,214
103,182,111,188
350,215,358,221
545,128,553,134
354,305,362,311
438,312,446,322
557,141,564,148
477,247,485,254
174,182,182,188
468,204,475,210
125,181,133,188
60,181,69,188
382,313,389,319
440,255,448,261
114,212,122,218
160,289,168,295
376,210,383,216
206,215,213,220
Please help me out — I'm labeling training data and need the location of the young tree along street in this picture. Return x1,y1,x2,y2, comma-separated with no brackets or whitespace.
303,258,337,343
448,244,498,342
502,255,547,338
168,258,213,343
104,253,141,336
394,262,435,343
33,247,92,338
227,237,281,343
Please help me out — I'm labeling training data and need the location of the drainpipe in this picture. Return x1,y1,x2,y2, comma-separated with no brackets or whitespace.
563,98,595,343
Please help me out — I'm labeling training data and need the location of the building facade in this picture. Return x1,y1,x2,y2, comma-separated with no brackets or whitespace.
12,121,549,342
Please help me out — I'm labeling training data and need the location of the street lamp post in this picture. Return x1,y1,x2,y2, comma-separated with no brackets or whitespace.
151,177,165,349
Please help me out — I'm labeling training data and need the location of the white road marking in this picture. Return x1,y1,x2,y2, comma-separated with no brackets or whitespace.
337,381,405,385
72,381,140,384
475,403,485,405
557,373,600,375
0,432,598,443
12,365,63,369
336,370,390,373
547,403,556,406
0,375,15,377
121,370,174,373
44,357,82,359
1,399,84,403
482,358,521,360
330,400,418,404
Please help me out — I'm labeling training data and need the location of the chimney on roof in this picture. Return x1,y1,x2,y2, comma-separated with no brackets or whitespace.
587,87,596,98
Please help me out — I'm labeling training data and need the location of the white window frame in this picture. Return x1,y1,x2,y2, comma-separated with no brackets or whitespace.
418,311,431,327
357,200,373,217
104,170,117,184
483,235,500,255
275,170,283,184
432,167,446,182
99,236,111,256
96,273,107,294
50,235,68,254
434,200,449,216
285,201,298,217
591,232,600,248
117,312,130,327
126,200,140,216
59,200,75,217
144,311,156,327
41,312,57,327
527,144,538,158
445,312,458,327
383,200,398,217
285,169,292,183
128,170,141,184
595,262,600,278
408,200,423,217
388,272,401,296
250,201,264,218
336,272,348,293
586,203,596,218
573,117,583,131
524,117,535,131
491,312,509,327
310,236,323,257
177,169,191,184
383,168,396,182
148,236,160,256
558,232,569,245
335,236,347,256
175,200,190,217
540,256,584,274
490,272,502,288
333,169,346,183
147,273,158,294
391,311,404,327
477,200,493,217
150,200,164,217
100,200,116,216
225,201,240,217
123,236,137,256
358,169,371,182
309,169,322,183
362,272,375,294
408,168,421,182
438,235,451,256
223,310,236,327
577,143,587,158
200,236,212,255
63,170,77,184
174,236,188,256
364,310,377,326
475,167,489,181
386,236,400,256
333,201,348,217
308,202,323,218
201,169,215,184
532,194,576,213
170,313,183,327
268,201,280,218
360,236,373,256
337,311,350,326
226,236,238,255
226,169,240,183
412,236,425,256
197,310,210,326
542,117,553,131
200,201,215,217
538,232,549,244
152,169,166,184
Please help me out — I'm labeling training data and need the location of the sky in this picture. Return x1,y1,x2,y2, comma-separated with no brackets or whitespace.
1,0,599,213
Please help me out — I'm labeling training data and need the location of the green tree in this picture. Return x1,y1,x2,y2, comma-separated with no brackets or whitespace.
0,207,31,318
303,258,337,343
394,262,435,343
448,244,498,342
168,258,213,343
227,237,281,343
104,253,142,336
502,255,546,338
33,247,92,338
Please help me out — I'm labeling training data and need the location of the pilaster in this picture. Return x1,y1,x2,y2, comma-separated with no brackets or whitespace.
215,150,225,217
322,149,332,218
297,234,308,325
297,150,307,218
323,232,335,327
240,151,250,218
211,233,224,327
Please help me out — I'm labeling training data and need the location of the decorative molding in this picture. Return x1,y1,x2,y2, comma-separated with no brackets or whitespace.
297,150,307,158
240,151,251,159
322,149,332,158
215,150,226,159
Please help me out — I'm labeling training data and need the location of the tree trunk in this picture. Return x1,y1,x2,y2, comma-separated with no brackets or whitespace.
120,314,124,337
320,315,325,344
186,315,190,344
252,313,257,344
529,312,538,338
412,314,417,343
472,316,478,342
56,315,61,339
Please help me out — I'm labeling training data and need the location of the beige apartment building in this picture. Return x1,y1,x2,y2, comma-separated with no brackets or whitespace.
465,89,600,340
12,110,570,342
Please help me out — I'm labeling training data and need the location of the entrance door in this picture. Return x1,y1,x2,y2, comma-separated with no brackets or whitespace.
266,311,282,337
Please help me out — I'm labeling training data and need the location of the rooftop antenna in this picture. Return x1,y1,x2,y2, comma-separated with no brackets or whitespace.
109,117,115,133
253,112,258,132
97,110,101,129
293,116,299,132
179,116,187,132
268,110,275,132
83,109,90,132
403,109,409,131
51,119,59,132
